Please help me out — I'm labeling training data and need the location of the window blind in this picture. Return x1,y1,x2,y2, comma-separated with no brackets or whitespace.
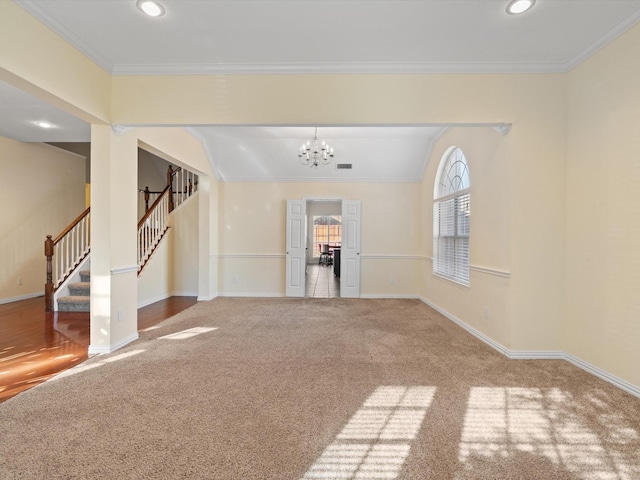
433,192,470,284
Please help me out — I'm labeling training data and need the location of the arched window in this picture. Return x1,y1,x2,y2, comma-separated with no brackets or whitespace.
433,147,470,284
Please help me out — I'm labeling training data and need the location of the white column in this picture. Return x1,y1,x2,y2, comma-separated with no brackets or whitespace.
89,125,139,354
197,175,218,301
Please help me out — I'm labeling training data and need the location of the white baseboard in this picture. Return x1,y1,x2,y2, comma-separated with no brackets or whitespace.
172,290,198,297
88,332,139,355
138,291,199,309
419,296,512,357
564,353,640,399
217,292,284,298
137,293,172,309
418,296,640,399
0,291,44,305
197,293,218,301
508,350,565,360
360,294,420,299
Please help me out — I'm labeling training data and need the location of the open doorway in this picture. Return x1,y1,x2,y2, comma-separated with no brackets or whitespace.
306,201,341,298
286,198,360,298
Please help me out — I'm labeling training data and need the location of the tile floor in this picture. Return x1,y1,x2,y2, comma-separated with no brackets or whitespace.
306,264,340,298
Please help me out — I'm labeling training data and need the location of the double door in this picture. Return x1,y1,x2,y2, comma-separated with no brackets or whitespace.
285,199,360,298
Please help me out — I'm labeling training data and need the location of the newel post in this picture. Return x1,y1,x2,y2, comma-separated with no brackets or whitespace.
44,235,54,312
144,186,150,212
167,165,175,212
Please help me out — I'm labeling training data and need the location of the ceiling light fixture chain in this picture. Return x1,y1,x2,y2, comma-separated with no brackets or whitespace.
298,127,335,168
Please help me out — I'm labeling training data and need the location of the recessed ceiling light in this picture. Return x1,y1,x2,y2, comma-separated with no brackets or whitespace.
506,0,536,15
35,121,54,129
136,0,165,17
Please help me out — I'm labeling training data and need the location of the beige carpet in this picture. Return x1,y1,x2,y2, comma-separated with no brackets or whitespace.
1,298,639,479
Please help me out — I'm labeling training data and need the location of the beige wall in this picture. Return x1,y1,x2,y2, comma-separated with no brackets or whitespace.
170,193,200,296
112,73,557,126
137,193,200,307
137,235,173,309
420,127,513,347
218,182,421,296
565,23,640,387
0,137,86,302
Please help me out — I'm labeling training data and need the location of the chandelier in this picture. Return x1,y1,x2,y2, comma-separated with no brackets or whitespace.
298,127,334,168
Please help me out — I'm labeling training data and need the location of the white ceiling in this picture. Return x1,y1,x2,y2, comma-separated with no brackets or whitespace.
15,0,640,74
196,126,446,182
5,0,640,181
0,81,90,142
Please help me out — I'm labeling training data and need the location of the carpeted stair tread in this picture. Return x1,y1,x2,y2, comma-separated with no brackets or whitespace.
58,295,90,303
57,295,90,312
58,270,90,312
69,282,90,295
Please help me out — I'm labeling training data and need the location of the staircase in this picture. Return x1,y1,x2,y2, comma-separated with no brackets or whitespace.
45,164,199,312
57,270,90,312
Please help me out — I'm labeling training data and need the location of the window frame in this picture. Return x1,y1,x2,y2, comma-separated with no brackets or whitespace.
433,147,470,286
312,215,342,258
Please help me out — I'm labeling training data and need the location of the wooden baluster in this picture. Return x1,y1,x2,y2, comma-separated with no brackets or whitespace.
44,235,54,312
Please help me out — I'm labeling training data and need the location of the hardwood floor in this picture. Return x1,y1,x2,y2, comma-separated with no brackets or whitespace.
0,296,197,403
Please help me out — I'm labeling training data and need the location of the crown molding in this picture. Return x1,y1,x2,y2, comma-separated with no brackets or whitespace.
15,0,113,74
111,61,574,76
564,5,640,71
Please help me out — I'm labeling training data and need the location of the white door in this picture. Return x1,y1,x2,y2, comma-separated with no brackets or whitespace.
341,200,361,298
285,200,306,297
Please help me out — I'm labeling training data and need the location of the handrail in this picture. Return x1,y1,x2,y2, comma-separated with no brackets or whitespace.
45,207,91,312
138,185,170,227
137,188,164,194
53,206,90,244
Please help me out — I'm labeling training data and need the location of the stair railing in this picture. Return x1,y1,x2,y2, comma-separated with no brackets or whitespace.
138,166,198,217
138,186,164,218
170,165,198,211
138,185,171,273
44,207,91,312
137,165,198,274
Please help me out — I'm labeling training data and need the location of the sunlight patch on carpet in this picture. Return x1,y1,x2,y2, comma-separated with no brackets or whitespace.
158,327,218,340
51,349,146,380
458,387,640,479
302,386,435,480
